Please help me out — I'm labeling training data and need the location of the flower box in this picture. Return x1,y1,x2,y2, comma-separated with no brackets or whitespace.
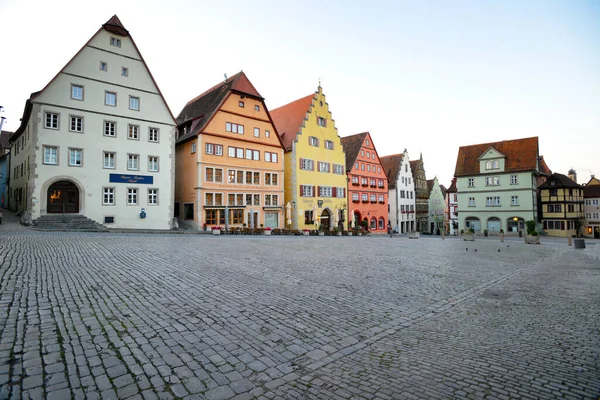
264,228,272,236
526,234,540,244
212,226,221,235
318,231,325,236
302,229,310,236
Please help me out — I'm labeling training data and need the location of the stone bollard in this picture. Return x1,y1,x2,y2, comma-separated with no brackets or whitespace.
568,236,572,246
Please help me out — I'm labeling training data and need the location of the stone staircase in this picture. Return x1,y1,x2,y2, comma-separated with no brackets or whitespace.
32,214,109,232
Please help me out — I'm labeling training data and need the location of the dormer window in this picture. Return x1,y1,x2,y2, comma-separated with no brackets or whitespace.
110,37,121,48
317,116,326,127
239,101,245,108
485,160,499,170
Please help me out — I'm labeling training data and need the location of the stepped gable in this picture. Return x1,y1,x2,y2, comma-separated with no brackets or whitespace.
340,132,369,173
271,93,315,151
380,153,403,190
454,137,539,177
176,72,261,143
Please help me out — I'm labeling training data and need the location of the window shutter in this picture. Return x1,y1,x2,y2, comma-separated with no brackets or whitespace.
299,158,304,168
332,187,337,197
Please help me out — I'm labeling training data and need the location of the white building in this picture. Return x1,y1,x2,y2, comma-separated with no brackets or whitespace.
9,16,176,229
381,149,416,233
446,177,458,235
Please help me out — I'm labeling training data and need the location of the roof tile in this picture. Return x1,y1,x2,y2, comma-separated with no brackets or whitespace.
340,132,369,173
380,153,404,189
271,94,315,151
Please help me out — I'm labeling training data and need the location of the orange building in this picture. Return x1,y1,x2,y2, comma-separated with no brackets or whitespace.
175,72,285,229
341,132,389,233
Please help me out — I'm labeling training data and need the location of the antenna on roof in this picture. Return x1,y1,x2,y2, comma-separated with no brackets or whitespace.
224,73,228,82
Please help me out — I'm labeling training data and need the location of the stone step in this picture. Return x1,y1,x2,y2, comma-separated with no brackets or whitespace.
32,214,108,232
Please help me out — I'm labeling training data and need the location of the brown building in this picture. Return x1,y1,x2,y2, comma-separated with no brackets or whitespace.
410,155,429,233
539,173,584,237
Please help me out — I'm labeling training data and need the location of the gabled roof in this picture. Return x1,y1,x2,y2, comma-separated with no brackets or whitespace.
539,173,580,189
446,177,457,193
539,156,552,176
410,159,422,181
380,153,404,189
454,137,539,177
427,179,434,193
340,132,369,173
102,15,129,36
584,177,600,198
176,72,262,143
0,131,13,151
271,93,315,151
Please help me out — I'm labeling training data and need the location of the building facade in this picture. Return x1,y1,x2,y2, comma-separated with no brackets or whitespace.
271,86,347,231
539,173,584,237
427,177,445,235
583,176,600,238
341,132,389,233
175,72,285,230
9,16,176,228
381,150,416,234
454,137,543,234
446,177,458,235
0,131,11,208
410,155,429,233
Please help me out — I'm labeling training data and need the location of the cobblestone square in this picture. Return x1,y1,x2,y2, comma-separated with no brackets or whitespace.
1,221,599,399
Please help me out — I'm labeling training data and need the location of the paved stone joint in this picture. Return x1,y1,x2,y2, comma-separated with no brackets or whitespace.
0,227,599,399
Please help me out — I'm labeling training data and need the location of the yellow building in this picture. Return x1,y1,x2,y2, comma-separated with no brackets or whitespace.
271,86,347,230
539,173,584,237
175,72,285,230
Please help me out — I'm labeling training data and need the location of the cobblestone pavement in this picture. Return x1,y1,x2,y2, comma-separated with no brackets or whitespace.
0,221,599,399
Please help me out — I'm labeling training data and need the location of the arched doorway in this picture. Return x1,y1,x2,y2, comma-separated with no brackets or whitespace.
320,209,331,230
352,211,361,229
465,217,481,232
507,217,524,233
487,217,501,232
47,181,79,213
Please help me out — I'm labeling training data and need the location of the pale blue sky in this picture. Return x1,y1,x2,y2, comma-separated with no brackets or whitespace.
1,0,598,186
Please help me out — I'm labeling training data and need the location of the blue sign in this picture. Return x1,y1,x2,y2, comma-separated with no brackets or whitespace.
109,173,154,184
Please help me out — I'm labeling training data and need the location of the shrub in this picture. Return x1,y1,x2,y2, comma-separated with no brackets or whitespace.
526,220,536,235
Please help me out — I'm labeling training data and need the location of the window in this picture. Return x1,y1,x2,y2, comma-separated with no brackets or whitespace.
148,189,158,205
205,168,214,182
361,150,365,157
127,188,138,205
253,150,259,161
317,116,326,127
333,164,344,175
378,179,385,188
69,148,82,167
228,170,236,184
352,176,359,185
548,204,554,212
468,197,475,206
129,96,140,111
370,179,376,187
361,164,365,171
309,136,319,146
121,67,128,77
245,149,252,160
378,194,384,203
239,101,245,108
148,156,159,172
378,218,385,230
486,196,501,206
367,165,371,172
254,128,260,138
265,173,278,186
300,185,314,197
103,152,115,169
265,130,270,138
45,112,59,129
366,152,370,159
191,143,197,153
253,172,260,185
43,146,58,165
300,158,314,171
206,143,214,155
555,204,562,213
105,92,116,106
485,176,500,186
71,85,83,100
511,196,519,206
69,116,83,132
361,177,368,186
103,188,115,205
254,105,260,111
319,186,332,197
510,175,518,185
318,162,330,173
370,194,377,203
205,210,216,224
468,178,474,188
355,162,359,170
237,148,244,158
366,139,370,146
378,166,381,173
127,154,139,171
361,193,368,202
336,187,345,198
225,122,244,134
304,210,314,224
147,127,159,142
100,61,108,71
352,193,359,201
265,194,279,206
325,140,334,150
128,125,139,140
265,152,271,162
104,121,116,137
253,194,260,206
110,37,121,47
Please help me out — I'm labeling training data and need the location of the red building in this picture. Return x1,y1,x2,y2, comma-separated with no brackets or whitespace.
341,132,389,233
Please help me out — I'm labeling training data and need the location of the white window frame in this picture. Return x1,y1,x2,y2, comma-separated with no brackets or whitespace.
45,112,59,130
468,197,475,206
69,115,83,133
309,136,319,147
468,178,474,187
103,187,115,205
510,175,518,185
148,189,158,205
128,124,139,140
325,140,334,150
127,154,139,171
43,146,58,165
254,127,260,138
149,127,159,142
104,121,116,137
103,152,116,169
71,84,84,101
127,188,138,205
105,91,117,107
110,37,121,47
129,96,140,111
148,156,159,172
68,148,83,167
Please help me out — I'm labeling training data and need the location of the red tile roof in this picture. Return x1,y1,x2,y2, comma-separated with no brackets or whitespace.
271,94,315,151
340,132,369,173
380,153,404,189
103,15,129,37
176,72,262,143
454,137,539,177
446,177,457,193
538,155,552,176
